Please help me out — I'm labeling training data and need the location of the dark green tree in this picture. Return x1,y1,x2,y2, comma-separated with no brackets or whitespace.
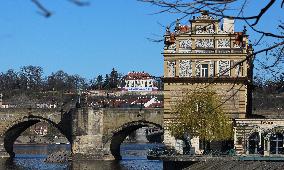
109,68,119,89
96,75,104,90
90,75,104,90
103,74,110,90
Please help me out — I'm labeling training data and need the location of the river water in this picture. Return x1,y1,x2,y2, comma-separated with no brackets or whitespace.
0,143,164,170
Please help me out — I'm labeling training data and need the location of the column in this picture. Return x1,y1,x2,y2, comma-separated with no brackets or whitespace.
215,61,219,77
267,140,270,156
175,60,180,77
246,138,249,155
233,127,237,146
264,140,268,156
231,60,235,77
164,61,168,77
243,61,248,77
192,61,196,77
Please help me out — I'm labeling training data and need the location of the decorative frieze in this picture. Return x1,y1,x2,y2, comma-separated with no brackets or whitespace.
217,49,231,53
179,49,192,53
179,60,192,77
233,43,241,48
179,39,192,49
195,50,215,53
168,43,176,50
195,39,214,48
195,60,201,77
217,39,230,48
165,43,176,53
218,60,230,76
217,30,228,34
209,61,214,77
196,14,215,20
196,24,215,34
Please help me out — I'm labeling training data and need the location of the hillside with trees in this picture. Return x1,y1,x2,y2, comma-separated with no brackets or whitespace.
252,74,284,118
0,66,124,107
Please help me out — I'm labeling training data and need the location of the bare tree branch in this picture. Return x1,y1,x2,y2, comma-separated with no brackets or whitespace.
69,0,90,6
244,19,284,39
139,0,276,23
258,46,284,69
251,0,276,26
31,0,90,17
31,0,52,17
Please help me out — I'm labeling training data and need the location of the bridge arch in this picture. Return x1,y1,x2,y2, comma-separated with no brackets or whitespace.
106,120,163,160
3,115,71,158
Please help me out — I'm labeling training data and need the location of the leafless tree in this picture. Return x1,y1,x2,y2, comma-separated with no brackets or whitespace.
139,0,284,75
31,0,90,17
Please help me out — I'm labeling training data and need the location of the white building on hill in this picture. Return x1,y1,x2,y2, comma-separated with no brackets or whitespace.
123,72,158,91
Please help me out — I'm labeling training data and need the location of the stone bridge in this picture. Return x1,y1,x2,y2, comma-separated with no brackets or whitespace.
0,107,163,160
71,107,163,160
0,108,73,158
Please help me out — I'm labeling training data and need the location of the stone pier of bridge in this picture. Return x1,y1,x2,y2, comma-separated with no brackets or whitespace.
71,107,163,160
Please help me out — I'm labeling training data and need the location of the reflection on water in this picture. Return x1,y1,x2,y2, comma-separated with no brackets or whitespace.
0,143,163,170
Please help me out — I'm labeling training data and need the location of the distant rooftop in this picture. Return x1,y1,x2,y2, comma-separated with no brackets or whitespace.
125,71,153,80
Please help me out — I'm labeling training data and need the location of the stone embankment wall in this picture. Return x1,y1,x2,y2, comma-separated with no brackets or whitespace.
182,160,284,170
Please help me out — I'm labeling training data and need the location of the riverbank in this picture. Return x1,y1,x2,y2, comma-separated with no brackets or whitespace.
15,136,68,145
183,160,284,170
148,155,284,170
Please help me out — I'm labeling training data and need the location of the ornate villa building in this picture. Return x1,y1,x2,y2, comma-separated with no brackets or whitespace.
163,11,284,156
122,71,158,91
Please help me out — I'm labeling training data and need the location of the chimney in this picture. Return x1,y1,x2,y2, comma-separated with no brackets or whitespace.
223,18,234,33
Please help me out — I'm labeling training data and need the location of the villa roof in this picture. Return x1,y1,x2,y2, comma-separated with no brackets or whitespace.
125,72,153,80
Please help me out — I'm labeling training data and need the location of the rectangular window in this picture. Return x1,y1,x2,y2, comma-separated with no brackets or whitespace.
201,64,209,77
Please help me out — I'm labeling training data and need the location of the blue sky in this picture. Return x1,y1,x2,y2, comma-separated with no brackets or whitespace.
0,0,283,79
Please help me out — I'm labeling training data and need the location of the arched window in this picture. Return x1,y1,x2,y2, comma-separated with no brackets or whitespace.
248,132,261,154
270,133,284,154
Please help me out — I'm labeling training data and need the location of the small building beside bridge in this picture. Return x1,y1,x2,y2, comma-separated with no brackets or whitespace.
234,119,284,156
